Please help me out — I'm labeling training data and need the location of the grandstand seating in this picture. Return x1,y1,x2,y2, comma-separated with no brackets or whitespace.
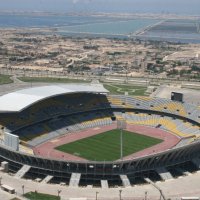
11,108,200,147
174,136,196,148
0,93,200,146
1,92,200,189
125,112,200,138
14,111,113,146
107,95,200,121
1,94,200,132
0,93,110,131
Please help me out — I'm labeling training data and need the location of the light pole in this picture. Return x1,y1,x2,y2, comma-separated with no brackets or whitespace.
57,189,62,197
120,125,123,160
96,191,99,200
118,119,126,160
145,191,148,200
119,189,122,200
22,185,24,195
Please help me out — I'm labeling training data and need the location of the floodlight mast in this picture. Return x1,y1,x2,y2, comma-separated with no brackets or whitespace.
120,124,123,160
118,119,125,160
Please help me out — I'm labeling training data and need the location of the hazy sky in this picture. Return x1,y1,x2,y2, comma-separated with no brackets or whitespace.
0,0,200,14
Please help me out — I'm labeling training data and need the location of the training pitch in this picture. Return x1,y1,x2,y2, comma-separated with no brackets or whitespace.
55,129,163,161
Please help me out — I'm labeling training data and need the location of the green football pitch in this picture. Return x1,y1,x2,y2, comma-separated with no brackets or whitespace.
55,129,163,161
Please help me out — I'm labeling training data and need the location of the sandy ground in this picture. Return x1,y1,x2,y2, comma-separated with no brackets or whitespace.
152,85,200,106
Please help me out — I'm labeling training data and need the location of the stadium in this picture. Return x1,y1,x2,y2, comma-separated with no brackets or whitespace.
0,83,200,195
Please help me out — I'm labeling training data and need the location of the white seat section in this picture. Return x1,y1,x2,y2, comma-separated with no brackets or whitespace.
156,167,173,180
101,180,109,189
69,173,81,187
42,175,54,184
120,175,131,187
15,164,31,178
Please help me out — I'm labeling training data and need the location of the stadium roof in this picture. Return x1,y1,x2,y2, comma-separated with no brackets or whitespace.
0,84,108,112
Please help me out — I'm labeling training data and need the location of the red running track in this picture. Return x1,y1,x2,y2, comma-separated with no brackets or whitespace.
33,124,117,161
33,124,180,162
122,124,180,161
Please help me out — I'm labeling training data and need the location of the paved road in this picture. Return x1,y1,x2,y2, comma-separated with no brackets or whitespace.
1,170,200,200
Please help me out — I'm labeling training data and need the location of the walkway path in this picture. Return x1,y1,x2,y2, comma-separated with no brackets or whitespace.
1,170,200,199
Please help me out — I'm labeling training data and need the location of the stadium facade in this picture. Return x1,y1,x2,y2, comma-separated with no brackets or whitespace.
0,84,200,186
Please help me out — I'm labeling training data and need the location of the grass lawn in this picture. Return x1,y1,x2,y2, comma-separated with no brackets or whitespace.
24,192,60,200
56,129,162,161
18,77,147,96
103,84,147,96
0,74,13,85
18,77,90,83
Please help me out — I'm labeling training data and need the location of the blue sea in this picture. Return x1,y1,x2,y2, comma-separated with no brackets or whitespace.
0,14,112,28
59,19,160,35
0,14,159,36
0,13,200,43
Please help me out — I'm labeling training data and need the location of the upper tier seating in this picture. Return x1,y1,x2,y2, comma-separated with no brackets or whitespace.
0,94,199,140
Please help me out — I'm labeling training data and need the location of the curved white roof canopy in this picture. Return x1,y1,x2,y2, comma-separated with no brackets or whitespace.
0,84,108,113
